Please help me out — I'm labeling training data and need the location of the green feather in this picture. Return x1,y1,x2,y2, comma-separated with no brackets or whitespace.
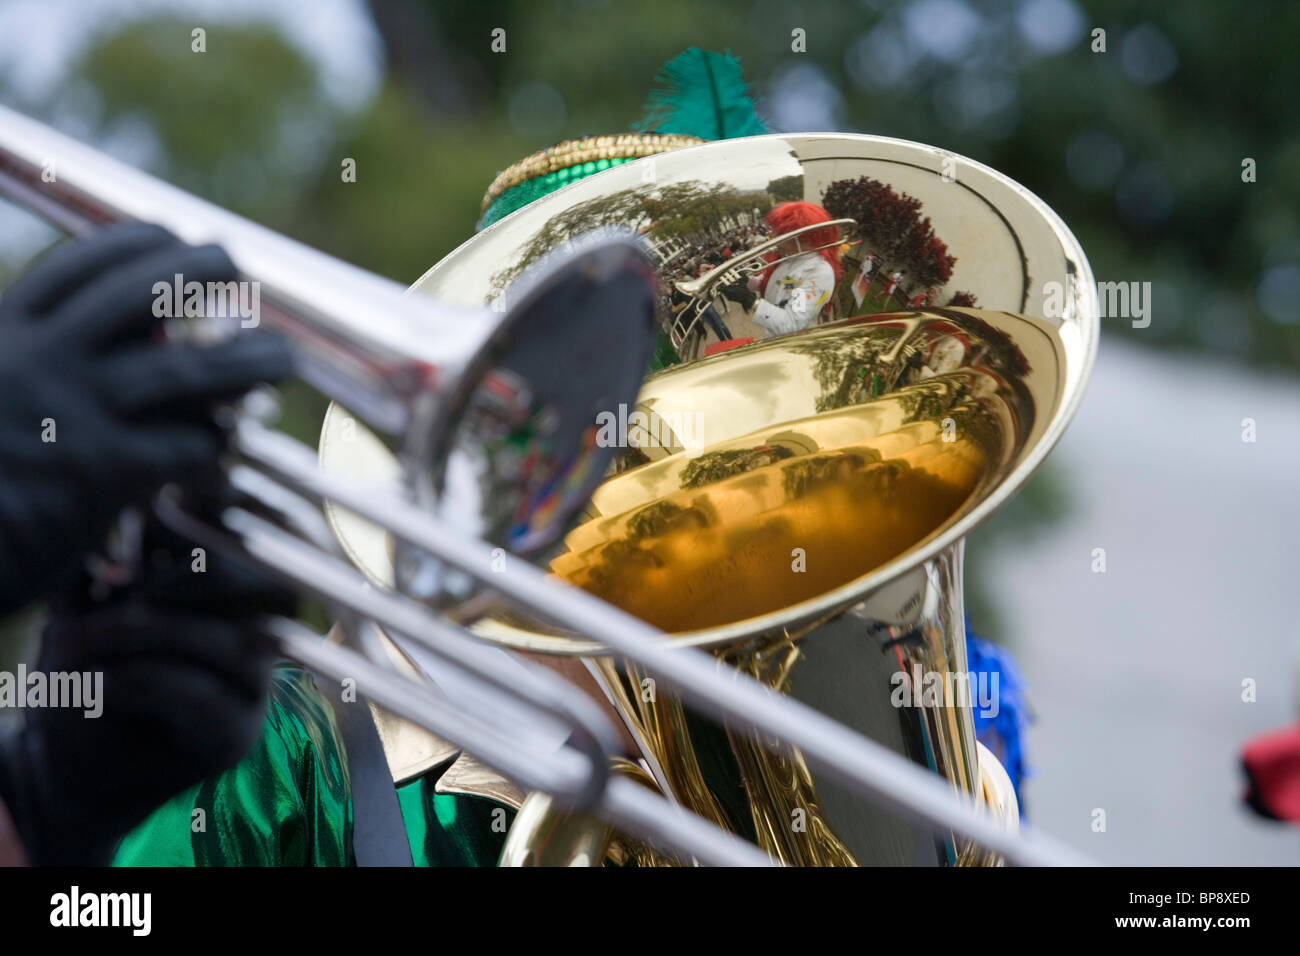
635,48,767,140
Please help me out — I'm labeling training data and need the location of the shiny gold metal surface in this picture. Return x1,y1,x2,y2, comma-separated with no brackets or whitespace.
548,310,1046,634
322,133,1098,865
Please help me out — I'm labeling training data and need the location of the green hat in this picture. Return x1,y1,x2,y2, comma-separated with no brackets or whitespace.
477,48,766,230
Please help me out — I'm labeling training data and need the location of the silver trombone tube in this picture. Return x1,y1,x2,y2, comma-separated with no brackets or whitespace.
271,618,585,802
0,101,482,436
0,105,662,566
229,509,618,796
155,485,776,866
598,778,776,868
271,618,774,867
234,420,1096,867
212,438,786,862
153,493,618,808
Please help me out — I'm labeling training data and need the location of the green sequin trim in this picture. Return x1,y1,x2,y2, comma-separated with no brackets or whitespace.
478,156,633,230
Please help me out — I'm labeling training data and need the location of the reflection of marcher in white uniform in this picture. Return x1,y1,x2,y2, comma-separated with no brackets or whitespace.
716,201,843,343
751,252,836,336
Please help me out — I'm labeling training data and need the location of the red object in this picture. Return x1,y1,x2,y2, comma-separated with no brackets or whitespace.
759,201,844,292
704,338,753,357
1242,723,1300,823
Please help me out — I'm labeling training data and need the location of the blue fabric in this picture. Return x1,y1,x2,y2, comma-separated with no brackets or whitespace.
965,626,1030,808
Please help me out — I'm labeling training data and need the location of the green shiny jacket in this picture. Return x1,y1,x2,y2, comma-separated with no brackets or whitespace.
112,664,509,867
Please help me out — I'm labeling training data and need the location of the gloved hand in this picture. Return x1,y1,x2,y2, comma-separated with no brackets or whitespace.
717,278,756,312
0,513,296,865
0,222,293,617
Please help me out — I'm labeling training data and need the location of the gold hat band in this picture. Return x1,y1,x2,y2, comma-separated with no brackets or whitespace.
480,133,704,213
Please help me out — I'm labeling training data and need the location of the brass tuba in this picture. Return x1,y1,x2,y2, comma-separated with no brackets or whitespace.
321,133,1098,865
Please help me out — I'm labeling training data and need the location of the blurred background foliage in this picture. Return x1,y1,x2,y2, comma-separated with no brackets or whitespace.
0,0,1296,637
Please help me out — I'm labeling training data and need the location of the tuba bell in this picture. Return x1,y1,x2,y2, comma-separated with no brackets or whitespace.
321,132,1098,865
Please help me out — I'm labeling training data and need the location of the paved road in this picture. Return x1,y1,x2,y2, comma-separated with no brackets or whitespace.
979,337,1300,865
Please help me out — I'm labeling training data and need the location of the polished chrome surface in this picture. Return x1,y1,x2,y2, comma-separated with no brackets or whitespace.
0,103,660,566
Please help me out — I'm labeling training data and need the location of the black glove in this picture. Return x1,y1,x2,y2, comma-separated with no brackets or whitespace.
718,278,756,311
0,223,293,617
0,514,296,865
